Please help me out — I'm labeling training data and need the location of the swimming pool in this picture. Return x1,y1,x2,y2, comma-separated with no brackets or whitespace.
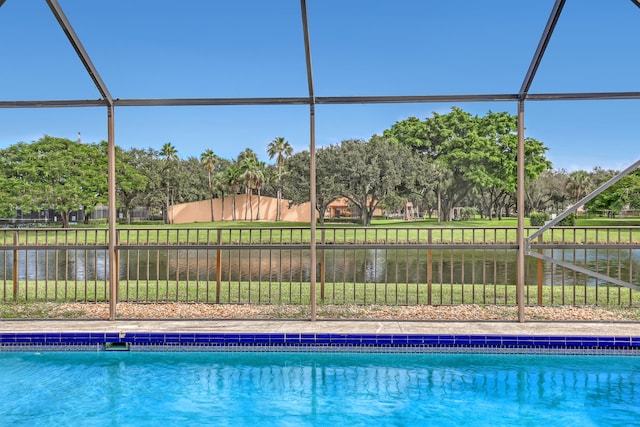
1,351,638,426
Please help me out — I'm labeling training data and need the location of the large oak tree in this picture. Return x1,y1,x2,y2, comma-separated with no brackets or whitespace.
383,107,550,220
0,136,107,228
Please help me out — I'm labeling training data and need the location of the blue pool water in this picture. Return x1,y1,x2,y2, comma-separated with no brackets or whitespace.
1,351,639,426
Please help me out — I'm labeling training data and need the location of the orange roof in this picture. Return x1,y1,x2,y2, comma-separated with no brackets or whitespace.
327,198,350,208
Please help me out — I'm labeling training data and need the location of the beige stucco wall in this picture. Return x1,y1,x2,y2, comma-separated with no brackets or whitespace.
170,194,312,224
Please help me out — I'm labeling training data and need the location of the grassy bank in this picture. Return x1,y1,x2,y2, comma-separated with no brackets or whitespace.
4,280,640,311
3,217,640,245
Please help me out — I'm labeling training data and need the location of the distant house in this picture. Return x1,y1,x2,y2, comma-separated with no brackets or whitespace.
326,198,383,219
327,198,352,218
620,205,640,217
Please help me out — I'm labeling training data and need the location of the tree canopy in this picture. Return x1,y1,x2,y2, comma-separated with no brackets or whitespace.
383,107,550,220
282,148,343,225
0,106,586,227
331,137,413,226
0,135,107,228
586,168,640,215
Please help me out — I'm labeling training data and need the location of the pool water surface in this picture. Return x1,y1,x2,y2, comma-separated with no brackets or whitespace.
1,351,638,426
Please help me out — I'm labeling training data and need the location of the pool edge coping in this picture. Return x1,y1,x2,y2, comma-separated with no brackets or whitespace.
2,331,640,354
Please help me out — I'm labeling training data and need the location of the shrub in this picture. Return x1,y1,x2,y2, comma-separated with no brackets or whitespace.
88,218,108,225
558,213,576,226
126,220,165,226
529,211,550,226
324,217,360,224
459,207,478,221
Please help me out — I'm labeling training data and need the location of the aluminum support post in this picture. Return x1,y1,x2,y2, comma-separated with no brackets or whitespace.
516,101,526,322
309,104,317,321
301,0,317,321
107,106,118,320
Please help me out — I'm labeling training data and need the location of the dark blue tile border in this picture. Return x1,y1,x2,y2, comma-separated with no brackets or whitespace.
2,332,640,354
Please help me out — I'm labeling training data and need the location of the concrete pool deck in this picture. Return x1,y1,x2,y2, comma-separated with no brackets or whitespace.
2,319,640,337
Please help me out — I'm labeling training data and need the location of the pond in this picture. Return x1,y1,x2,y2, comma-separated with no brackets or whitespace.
2,247,639,289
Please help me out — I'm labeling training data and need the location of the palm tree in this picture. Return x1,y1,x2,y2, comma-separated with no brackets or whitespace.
226,165,241,221
567,170,591,204
159,142,178,223
432,161,453,224
238,149,259,220
254,161,266,220
241,157,260,221
237,148,257,164
267,137,293,221
200,149,218,221
160,142,178,161
212,171,227,221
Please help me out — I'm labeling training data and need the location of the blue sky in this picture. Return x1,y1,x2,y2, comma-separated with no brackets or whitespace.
0,0,638,171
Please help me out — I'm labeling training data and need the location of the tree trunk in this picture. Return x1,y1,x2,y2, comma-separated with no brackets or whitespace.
165,191,171,224
221,194,225,222
61,211,71,229
169,191,175,224
437,188,441,224
244,189,249,220
210,198,215,222
441,199,453,221
361,203,375,226
317,199,328,226
208,173,213,221
256,190,261,221
365,210,374,226
231,194,236,221
276,188,282,221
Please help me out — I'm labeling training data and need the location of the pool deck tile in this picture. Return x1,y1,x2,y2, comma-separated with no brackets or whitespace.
1,320,640,337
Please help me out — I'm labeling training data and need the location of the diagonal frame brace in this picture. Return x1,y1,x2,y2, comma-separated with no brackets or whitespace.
528,251,640,292
527,158,640,244
46,0,113,105
519,0,566,99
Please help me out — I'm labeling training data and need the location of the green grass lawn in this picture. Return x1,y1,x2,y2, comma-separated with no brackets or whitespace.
3,216,640,246
3,280,640,318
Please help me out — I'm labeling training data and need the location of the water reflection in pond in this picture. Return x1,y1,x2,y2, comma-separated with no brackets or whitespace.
2,248,639,289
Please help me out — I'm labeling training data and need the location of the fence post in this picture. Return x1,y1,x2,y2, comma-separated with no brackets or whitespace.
320,229,325,302
13,231,18,301
114,234,119,304
537,234,543,305
427,229,432,305
216,229,222,304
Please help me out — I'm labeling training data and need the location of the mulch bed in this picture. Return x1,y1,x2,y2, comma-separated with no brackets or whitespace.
6,302,640,321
